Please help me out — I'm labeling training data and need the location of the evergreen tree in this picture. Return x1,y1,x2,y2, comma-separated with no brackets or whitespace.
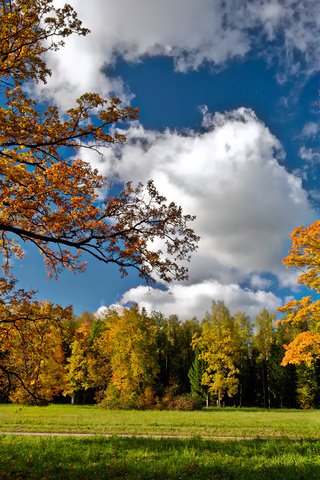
188,348,209,406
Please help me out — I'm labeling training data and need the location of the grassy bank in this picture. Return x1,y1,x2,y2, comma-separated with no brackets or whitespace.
1,435,320,479
0,404,320,439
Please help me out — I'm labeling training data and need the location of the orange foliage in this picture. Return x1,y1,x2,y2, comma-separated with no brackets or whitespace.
281,331,320,367
0,0,198,284
278,221,320,365
0,0,199,401
282,222,320,292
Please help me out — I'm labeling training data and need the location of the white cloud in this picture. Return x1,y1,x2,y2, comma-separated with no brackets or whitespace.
95,304,125,318
119,281,282,321
87,107,314,289
299,146,320,163
309,189,320,202
248,1,284,41
39,0,320,107
36,1,319,318
284,295,295,305
302,122,320,139
81,106,315,319
250,274,273,289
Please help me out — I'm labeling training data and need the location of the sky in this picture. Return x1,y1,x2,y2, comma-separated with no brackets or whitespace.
14,0,320,320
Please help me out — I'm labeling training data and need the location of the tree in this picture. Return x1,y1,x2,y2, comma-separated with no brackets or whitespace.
233,311,253,407
280,330,320,368
156,314,199,394
275,313,320,409
0,287,70,404
278,222,320,364
192,301,240,407
253,309,275,408
295,363,320,409
268,323,297,408
64,315,109,404
188,348,208,406
0,0,198,285
97,305,160,408
0,0,198,399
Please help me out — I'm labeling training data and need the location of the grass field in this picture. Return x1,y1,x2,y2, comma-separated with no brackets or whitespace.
1,435,320,479
0,404,320,438
1,405,320,479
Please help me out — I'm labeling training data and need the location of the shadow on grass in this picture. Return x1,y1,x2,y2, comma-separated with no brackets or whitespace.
1,435,320,479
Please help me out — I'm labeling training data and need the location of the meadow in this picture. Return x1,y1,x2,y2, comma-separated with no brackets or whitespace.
1,405,320,479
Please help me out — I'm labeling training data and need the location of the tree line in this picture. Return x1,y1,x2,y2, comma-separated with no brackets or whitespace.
1,299,319,409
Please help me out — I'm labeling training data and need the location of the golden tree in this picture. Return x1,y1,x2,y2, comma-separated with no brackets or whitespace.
192,302,241,407
64,315,110,404
0,0,198,402
0,280,71,404
278,221,320,366
98,306,160,408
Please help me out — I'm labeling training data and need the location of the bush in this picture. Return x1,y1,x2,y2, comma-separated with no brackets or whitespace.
137,387,159,410
98,393,203,411
98,396,139,410
166,394,203,411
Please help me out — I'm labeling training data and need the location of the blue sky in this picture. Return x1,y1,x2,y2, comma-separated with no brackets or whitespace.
13,0,320,319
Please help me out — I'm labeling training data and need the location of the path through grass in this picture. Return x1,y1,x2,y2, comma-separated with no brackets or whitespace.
1,405,320,479
0,404,320,439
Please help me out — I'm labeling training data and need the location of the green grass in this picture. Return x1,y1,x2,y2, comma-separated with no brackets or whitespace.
0,404,320,439
1,435,320,479
1,406,320,479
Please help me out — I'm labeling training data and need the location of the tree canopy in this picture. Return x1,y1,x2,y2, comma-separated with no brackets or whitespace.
278,222,320,366
0,0,198,404
0,0,198,285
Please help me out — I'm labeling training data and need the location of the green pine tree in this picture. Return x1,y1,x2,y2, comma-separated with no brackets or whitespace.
188,348,209,406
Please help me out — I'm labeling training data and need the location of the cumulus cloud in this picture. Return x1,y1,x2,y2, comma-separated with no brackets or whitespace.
37,0,319,317
89,107,314,316
119,281,282,321
95,304,125,318
88,107,314,285
40,0,320,107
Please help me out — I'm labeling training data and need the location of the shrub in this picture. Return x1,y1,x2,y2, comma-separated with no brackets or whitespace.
166,394,203,411
98,396,139,410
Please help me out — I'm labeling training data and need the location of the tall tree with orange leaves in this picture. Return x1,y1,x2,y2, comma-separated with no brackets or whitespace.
0,0,198,402
0,0,198,284
278,221,320,366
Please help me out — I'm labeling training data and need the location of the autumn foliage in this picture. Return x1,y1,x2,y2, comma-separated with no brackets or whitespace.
2,0,318,408
0,279,71,404
278,221,320,367
1,298,318,408
0,0,199,402
0,0,198,283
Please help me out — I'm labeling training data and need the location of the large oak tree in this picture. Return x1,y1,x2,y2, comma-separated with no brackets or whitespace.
0,0,198,403
0,0,198,284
